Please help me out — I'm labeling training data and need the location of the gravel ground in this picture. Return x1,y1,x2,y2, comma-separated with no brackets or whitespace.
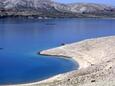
9,36,115,86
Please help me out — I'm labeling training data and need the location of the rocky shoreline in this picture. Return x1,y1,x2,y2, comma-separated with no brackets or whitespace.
9,36,115,86
0,0,115,18
0,12,115,19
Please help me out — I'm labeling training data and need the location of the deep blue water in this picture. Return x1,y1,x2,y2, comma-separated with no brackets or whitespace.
0,18,115,85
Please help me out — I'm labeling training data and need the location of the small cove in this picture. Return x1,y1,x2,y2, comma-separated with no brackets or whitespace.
0,18,115,85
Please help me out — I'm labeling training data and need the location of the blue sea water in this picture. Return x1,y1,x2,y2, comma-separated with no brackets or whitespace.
0,18,115,85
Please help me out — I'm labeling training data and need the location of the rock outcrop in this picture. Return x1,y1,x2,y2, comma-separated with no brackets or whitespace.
0,0,115,18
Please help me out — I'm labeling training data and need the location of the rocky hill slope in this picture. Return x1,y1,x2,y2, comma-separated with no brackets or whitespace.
0,0,115,18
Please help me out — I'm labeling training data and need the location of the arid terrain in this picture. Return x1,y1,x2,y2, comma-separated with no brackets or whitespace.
0,0,115,18
10,36,115,86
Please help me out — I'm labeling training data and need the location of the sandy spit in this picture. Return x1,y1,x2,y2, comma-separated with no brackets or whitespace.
7,36,115,86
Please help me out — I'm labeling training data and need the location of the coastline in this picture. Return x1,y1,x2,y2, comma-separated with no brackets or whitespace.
8,36,115,86
0,16,115,19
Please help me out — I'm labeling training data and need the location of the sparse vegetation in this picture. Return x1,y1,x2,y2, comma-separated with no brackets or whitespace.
0,0,115,18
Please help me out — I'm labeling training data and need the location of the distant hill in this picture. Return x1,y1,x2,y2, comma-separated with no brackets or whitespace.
0,0,115,18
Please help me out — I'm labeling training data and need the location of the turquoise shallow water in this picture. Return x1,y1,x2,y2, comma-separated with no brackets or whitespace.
0,18,115,85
